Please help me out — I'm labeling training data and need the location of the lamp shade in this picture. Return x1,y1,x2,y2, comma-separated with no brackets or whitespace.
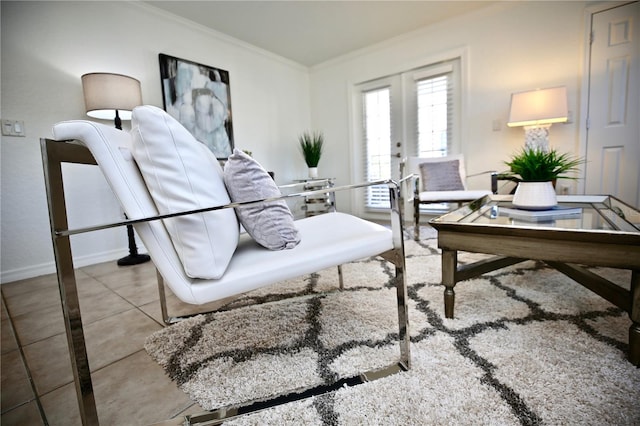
81,73,142,120
507,86,568,127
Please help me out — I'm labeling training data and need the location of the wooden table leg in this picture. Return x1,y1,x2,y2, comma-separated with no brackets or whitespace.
442,249,457,319
630,270,639,366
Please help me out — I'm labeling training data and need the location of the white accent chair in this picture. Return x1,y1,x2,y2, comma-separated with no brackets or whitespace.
400,155,496,240
42,115,410,425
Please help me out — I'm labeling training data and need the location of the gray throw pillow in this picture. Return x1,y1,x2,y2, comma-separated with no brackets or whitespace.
223,149,301,250
419,159,465,191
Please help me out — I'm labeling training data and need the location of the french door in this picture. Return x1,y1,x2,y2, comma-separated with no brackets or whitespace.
355,59,461,214
359,75,403,209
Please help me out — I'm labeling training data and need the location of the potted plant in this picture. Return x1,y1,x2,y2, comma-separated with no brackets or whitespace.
299,131,324,178
504,148,584,210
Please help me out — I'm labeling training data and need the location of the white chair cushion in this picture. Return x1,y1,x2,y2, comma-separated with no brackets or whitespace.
189,212,394,304
130,105,239,279
418,189,491,202
223,149,300,250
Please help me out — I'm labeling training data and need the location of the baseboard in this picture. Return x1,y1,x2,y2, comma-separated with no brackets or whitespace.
0,248,132,284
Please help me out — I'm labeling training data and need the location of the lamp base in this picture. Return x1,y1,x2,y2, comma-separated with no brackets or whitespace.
117,253,151,266
117,223,151,266
524,125,551,152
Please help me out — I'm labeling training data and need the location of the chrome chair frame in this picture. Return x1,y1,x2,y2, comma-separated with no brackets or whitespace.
41,138,410,425
400,159,498,240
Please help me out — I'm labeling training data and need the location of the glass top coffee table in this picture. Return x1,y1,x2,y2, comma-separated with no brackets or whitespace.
429,194,640,365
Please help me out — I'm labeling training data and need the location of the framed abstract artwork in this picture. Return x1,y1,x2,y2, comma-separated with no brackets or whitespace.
159,53,234,159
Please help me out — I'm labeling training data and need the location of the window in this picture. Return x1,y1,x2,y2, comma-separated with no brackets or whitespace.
416,75,451,157
362,86,392,208
356,59,461,212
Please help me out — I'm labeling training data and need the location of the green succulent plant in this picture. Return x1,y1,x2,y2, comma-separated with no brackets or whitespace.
299,131,324,167
504,148,584,182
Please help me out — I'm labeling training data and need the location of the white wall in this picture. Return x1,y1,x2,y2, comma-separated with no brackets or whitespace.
309,1,588,214
0,1,312,282
1,1,592,283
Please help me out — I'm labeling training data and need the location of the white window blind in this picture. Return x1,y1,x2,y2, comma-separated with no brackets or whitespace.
355,58,460,212
362,87,392,209
416,74,452,157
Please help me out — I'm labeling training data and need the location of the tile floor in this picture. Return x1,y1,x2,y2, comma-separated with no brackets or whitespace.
1,258,221,425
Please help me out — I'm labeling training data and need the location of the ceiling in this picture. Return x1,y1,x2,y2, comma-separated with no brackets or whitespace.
145,1,497,67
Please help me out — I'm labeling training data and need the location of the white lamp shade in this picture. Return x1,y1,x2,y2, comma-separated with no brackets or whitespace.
507,86,568,127
81,73,142,120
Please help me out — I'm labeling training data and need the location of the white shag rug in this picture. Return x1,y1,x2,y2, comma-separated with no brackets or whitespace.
145,233,640,425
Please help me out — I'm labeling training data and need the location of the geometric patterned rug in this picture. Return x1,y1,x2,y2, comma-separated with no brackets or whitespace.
145,235,640,425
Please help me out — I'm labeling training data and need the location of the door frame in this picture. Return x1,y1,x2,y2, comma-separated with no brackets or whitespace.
347,47,470,220
578,1,636,194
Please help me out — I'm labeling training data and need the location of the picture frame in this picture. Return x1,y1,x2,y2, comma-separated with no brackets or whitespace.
159,53,234,159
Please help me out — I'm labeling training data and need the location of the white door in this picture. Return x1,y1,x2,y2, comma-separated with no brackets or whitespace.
585,1,640,207
353,60,461,217
357,75,404,212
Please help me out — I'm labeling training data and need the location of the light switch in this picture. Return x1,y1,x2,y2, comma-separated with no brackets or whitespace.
492,119,502,131
1,119,25,137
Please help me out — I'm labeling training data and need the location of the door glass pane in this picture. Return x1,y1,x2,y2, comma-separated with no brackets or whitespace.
363,87,391,208
417,75,449,157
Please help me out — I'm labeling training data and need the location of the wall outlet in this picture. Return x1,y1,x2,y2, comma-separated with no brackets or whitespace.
558,184,570,195
2,119,26,137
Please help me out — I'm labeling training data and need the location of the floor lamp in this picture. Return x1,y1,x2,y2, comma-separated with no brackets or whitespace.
81,72,151,266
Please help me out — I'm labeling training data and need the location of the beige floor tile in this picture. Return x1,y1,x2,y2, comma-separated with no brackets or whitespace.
3,284,60,318
39,354,200,426
1,349,35,412
76,284,136,325
90,350,196,425
22,301,162,397
23,333,73,396
107,274,159,308
1,321,19,354
39,382,81,426
75,273,111,299
1,273,58,298
1,261,244,425
84,308,162,371
84,260,160,307
11,303,65,346
82,260,157,289
12,277,135,347
139,300,165,325
139,294,226,325
1,302,19,354
0,400,45,425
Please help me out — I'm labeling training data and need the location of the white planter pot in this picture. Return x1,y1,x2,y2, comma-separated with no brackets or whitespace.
512,181,557,210
308,167,318,178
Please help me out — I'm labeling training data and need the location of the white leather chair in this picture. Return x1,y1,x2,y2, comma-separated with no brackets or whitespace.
42,109,410,425
400,155,496,240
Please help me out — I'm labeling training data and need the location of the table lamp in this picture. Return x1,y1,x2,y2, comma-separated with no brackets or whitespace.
81,72,150,266
507,86,568,152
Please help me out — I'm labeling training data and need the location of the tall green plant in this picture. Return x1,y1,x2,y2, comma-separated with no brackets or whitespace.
299,131,324,167
504,148,584,182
